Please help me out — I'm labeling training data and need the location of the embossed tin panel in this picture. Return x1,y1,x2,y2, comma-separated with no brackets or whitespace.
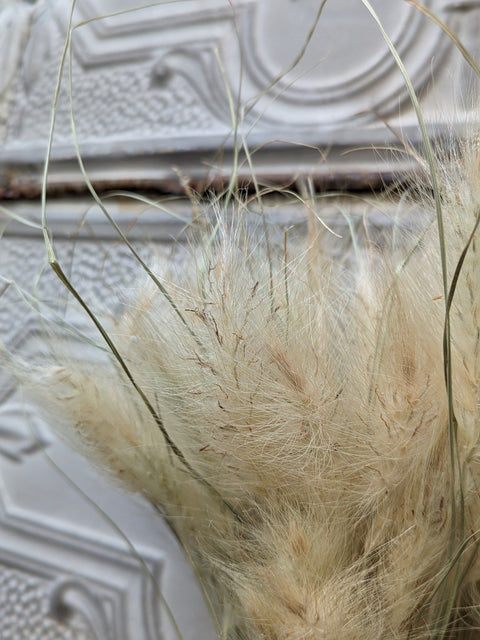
0,0,478,194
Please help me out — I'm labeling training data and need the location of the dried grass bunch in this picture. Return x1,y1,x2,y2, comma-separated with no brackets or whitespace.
4,1,480,637
15,130,480,639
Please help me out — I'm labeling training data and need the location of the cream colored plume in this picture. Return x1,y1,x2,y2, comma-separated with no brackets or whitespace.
18,135,480,639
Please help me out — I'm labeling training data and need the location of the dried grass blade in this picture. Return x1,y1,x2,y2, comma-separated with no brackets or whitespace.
361,3,461,633
406,0,480,77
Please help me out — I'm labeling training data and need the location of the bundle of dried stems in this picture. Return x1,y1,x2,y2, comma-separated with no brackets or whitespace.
4,1,480,638
15,133,480,638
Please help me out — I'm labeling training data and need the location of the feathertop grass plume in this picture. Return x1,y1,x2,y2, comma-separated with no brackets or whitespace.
15,126,480,638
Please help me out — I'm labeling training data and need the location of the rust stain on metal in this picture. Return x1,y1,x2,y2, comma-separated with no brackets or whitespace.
0,165,407,201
